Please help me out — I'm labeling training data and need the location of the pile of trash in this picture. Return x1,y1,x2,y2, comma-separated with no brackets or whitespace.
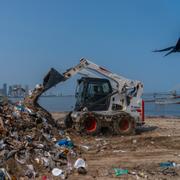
0,84,87,179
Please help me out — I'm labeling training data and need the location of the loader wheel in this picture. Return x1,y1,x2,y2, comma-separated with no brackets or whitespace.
84,116,100,135
64,112,73,129
113,114,136,135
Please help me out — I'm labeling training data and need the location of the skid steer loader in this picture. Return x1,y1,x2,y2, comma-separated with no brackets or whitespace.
43,58,144,135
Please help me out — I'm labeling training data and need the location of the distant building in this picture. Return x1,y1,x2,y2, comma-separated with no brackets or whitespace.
8,86,12,96
25,85,29,96
0,83,7,96
0,89,3,95
11,84,25,97
3,83,7,96
6,84,30,97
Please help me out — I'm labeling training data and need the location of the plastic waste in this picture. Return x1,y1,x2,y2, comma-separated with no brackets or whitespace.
56,139,74,148
69,149,76,158
12,111,21,118
25,107,34,114
26,135,33,143
77,167,87,174
138,172,147,178
0,140,6,150
67,161,73,174
15,101,25,112
0,169,5,180
74,158,86,169
114,168,128,176
80,145,90,151
41,157,49,167
25,165,36,178
160,161,176,168
0,168,12,179
52,168,63,176
59,130,65,136
113,150,126,153
35,84,42,89
36,144,44,149
52,168,65,179
74,158,87,174
42,176,48,180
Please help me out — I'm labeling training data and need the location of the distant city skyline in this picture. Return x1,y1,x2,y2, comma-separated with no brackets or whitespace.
0,83,67,97
0,83,28,97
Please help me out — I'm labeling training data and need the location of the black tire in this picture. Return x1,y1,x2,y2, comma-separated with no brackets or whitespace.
113,113,136,135
64,112,73,128
83,115,101,135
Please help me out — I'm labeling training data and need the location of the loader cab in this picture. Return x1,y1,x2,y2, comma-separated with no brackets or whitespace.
75,77,113,111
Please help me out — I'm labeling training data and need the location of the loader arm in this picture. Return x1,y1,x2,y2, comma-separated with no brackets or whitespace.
43,58,143,98
62,58,143,97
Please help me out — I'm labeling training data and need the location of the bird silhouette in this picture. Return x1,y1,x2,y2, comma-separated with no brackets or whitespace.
153,38,180,56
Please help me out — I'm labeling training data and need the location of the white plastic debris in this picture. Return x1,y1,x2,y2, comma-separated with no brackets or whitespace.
113,150,126,153
80,145,90,151
52,168,63,176
35,84,42,89
74,158,86,169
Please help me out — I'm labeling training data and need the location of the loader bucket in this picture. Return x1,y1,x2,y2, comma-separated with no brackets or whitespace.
43,68,66,92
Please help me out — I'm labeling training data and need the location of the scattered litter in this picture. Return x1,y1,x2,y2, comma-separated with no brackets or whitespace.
113,150,126,153
25,165,36,178
67,161,73,173
79,145,90,151
0,79,81,179
150,141,154,144
95,138,103,141
160,161,176,168
0,168,11,180
56,139,74,148
159,161,179,176
162,168,178,176
138,172,148,178
74,158,87,169
52,168,63,176
42,176,49,180
113,168,128,176
77,167,87,175
74,158,87,174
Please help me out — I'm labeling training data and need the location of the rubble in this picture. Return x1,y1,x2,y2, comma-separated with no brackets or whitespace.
0,82,83,179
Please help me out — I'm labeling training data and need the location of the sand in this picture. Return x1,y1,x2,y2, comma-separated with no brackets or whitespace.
51,113,180,179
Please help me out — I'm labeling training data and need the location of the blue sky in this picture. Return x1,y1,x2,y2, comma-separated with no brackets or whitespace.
0,0,180,93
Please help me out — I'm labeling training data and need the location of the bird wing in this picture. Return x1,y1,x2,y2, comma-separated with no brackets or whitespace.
164,49,175,56
153,46,174,52
175,38,180,49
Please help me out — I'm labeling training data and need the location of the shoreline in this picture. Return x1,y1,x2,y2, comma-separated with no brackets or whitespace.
145,115,180,119
51,111,180,119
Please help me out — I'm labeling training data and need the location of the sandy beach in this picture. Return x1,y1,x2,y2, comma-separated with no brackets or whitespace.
51,112,180,179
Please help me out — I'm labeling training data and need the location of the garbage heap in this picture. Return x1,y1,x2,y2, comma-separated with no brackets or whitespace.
0,84,85,179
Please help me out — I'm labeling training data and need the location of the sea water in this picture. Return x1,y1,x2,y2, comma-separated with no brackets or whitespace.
38,96,180,117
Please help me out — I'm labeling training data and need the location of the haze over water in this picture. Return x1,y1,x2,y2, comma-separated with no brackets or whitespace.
38,96,180,117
